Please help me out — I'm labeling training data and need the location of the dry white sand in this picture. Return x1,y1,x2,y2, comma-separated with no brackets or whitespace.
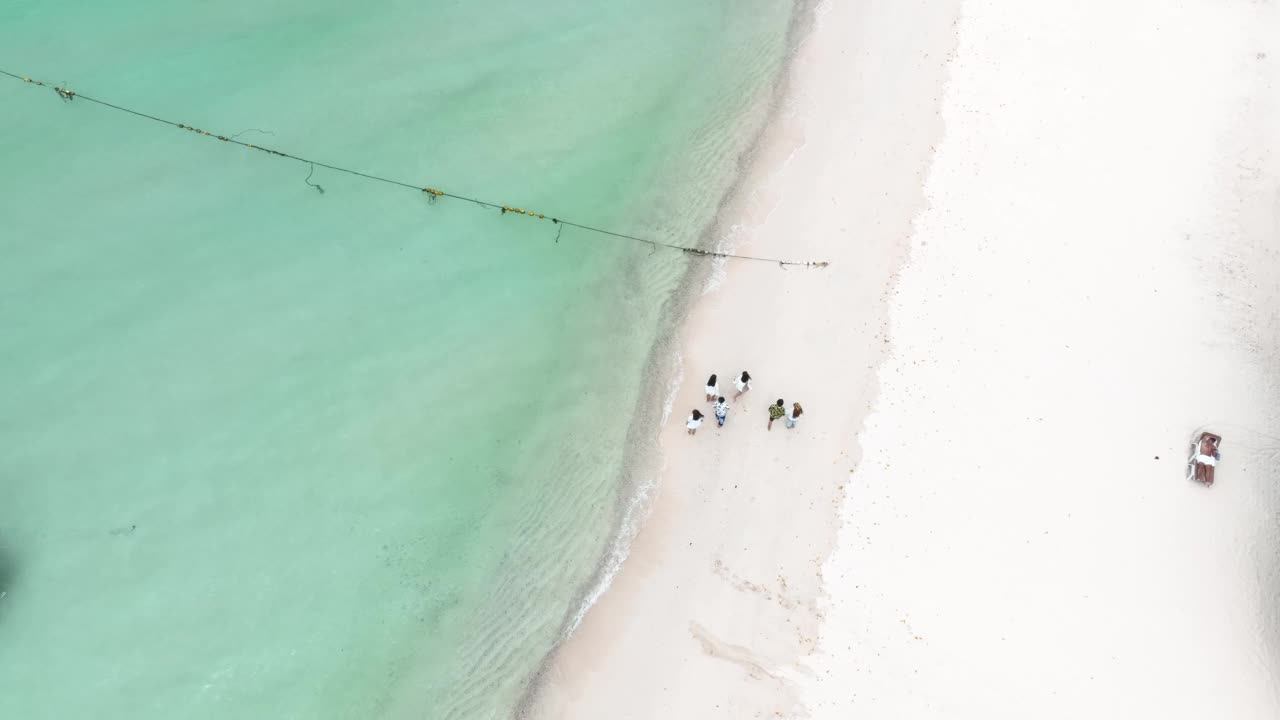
806,1,1280,718
530,0,1280,718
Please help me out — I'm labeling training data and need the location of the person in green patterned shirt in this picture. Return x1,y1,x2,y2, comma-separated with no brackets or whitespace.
767,399,786,431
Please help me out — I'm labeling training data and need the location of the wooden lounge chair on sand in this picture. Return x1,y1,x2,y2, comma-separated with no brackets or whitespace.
1188,431,1222,487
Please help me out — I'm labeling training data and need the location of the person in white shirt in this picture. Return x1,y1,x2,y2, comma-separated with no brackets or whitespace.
785,402,803,429
713,397,730,426
686,409,704,435
732,371,752,400
704,374,718,402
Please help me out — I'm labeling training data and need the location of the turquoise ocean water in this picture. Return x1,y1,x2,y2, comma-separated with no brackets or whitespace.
0,2,794,717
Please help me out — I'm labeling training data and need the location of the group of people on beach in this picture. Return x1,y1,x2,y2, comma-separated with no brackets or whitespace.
686,371,803,435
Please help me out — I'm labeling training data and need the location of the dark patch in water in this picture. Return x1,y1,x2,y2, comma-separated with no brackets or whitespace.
0,543,15,619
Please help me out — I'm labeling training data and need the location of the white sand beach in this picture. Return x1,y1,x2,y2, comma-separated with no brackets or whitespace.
806,1,1280,717
530,0,1280,718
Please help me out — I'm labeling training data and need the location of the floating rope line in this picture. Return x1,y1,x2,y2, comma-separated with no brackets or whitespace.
303,163,325,194
1,69,830,269
229,127,277,141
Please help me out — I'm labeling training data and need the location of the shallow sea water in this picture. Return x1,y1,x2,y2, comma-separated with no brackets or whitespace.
0,1,793,717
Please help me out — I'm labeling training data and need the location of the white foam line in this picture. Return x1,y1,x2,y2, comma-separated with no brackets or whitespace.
659,351,683,426
565,350,683,637
701,225,740,294
563,463,659,637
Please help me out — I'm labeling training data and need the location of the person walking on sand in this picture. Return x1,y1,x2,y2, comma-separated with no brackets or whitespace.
785,402,803,429
705,374,719,403
713,396,730,426
767,399,785,431
733,371,752,400
687,409,704,435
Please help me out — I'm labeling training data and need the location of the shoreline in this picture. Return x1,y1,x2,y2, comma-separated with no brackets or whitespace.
551,0,823,642
515,0,820,698
523,1,962,716
511,0,819,710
